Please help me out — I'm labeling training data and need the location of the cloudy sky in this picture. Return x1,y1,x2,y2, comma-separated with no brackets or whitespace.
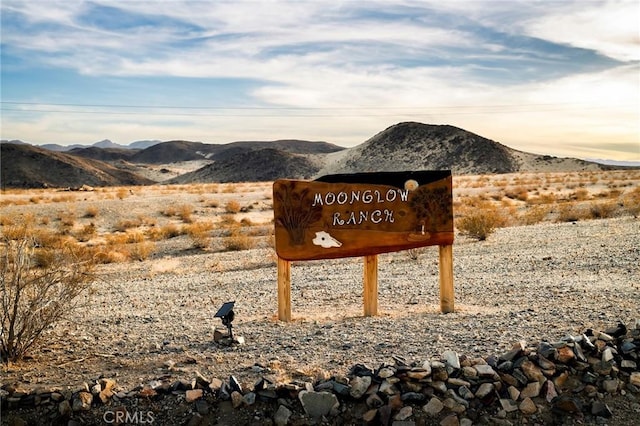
1,0,638,160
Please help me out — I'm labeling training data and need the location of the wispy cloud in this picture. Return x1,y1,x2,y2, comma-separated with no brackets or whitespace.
1,0,638,160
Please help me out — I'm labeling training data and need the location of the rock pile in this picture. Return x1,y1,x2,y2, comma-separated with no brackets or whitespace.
2,321,639,425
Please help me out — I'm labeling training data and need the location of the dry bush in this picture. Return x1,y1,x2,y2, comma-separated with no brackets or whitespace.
505,187,529,202
0,214,15,226
93,249,128,264
519,205,551,226
621,187,640,216
240,217,254,227
224,200,241,214
150,223,184,240
570,188,590,201
161,206,178,217
219,214,240,228
74,223,97,242
116,188,129,200
128,242,156,261
222,184,238,193
555,203,582,222
114,217,143,232
1,222,96,361
29,196,42,204
185,221,214,249
51,194,76,203
84,205,99,218
456,202,504,241
223,230,256,251
528,193,557,205
58,210,76,227
204,199,220,208
178,204,194,223
589,201,619,219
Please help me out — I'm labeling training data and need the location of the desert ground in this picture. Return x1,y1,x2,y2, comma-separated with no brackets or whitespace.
1,169,639,425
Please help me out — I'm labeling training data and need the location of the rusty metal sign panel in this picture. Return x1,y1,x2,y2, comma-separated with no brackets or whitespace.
273,170,453,261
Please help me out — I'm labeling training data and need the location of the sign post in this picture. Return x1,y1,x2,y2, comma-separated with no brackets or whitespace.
273,170,454,321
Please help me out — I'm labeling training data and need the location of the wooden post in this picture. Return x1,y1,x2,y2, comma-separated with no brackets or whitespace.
277,256,291,321
363,255,378,316
438,244,454,313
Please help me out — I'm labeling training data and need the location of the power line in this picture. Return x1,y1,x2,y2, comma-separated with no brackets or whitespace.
1,101,630,117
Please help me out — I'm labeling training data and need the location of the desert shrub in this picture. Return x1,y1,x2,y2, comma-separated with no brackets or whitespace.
570,188,590,201
58,210,76,227
185,221,214,249
456,203,504,241
589,201,618,219
1,222,96,362
146,223,184,240
84,206,99,218
519,205,550,226
114,218,143,232
204,199,220,208
0,214,16,227
528,193,557,205
74,223,97,242
621,187,640,216
555,203,582,222
116,188,129,200
222,184,237,193
128,242,156,261
505,187,529,202
219,214,239,228
93,249,128,264
224,200,241,214
223,231,256,251
178,204,194,223
161,206,178,217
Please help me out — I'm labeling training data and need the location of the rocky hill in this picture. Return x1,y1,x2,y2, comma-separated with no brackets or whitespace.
2,123,630,188
169,148,320,183
68,146,139,162
317,122,610,176
0,143,154,189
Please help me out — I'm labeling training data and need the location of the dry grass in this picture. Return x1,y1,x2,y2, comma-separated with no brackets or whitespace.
224,200,241,214
185,221,215,249
456,202,505,241
1,172,637,264
223,230,256,251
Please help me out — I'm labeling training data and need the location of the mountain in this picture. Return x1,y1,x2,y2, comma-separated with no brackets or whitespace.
68,146,139,162
3,122,632,188
0,139,28,145
169,148,319,183
0,143,154,189
129,140,220,163
129,140,162,149
40,143,86,151
93,139,123,149
316,122,615,176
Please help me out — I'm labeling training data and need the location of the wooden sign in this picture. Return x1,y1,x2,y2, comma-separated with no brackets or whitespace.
273,171,455,321
273,170,453,261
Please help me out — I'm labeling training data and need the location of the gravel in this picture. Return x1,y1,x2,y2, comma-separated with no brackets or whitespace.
5,216,638,395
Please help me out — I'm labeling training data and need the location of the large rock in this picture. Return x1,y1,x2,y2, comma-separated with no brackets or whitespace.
298,390,339,418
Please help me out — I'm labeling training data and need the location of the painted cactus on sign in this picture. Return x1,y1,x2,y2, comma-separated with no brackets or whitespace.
273,181,322,245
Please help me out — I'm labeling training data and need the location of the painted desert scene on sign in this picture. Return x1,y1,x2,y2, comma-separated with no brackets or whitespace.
2,124,640,424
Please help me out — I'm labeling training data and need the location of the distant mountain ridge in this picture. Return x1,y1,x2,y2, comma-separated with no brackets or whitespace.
0,139,163,151
1,123,635,189
0,143,154,189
